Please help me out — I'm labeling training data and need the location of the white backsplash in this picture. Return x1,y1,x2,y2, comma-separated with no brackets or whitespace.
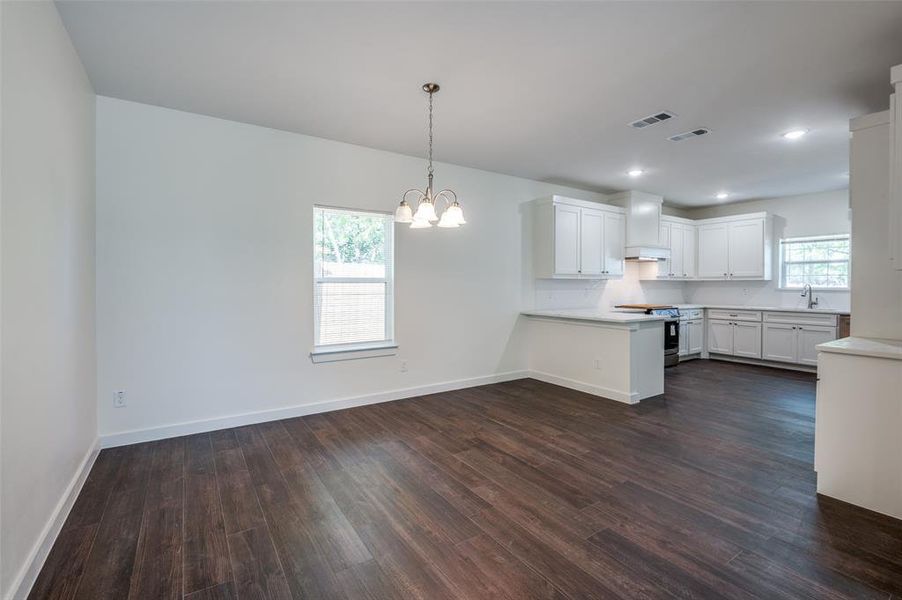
530,262,851,312
532,262,687,310
685,280,851,311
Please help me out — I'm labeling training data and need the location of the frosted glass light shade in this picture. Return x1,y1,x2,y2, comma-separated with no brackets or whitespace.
394,201,413,223
410,217,432,229
445,203,465,225
414,200,438,223
437,210,460,228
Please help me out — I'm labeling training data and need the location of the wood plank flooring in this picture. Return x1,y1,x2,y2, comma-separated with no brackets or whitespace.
29,360,902,599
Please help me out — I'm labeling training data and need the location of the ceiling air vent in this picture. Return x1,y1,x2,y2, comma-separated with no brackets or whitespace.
629,111,676,129
668,128,710,142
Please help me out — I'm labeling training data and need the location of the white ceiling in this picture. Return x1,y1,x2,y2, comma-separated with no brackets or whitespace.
57,1,902,206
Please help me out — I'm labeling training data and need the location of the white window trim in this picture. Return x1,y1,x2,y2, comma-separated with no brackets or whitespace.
778,233,851,291
310,341,398,363
312,206,395,360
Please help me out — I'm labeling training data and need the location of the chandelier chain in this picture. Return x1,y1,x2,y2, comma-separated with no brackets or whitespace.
427,89,434,179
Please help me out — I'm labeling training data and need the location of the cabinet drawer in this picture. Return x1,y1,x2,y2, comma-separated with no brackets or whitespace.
763,311,839,327
680,309,703,321
707,309,761,322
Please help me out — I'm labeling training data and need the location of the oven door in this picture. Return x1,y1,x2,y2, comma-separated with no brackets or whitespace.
664,320,680,353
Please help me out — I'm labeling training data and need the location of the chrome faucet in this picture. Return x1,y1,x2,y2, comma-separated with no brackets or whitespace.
801,284,819,309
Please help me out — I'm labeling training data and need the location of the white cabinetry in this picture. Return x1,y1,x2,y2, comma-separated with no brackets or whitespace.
534,196,625,279
679,314,704,358
697,214,771,280
762,312,838,366
697,223,729,278
658,218,697,279
891,64,902,269
707,310,762,359
553,203,580,275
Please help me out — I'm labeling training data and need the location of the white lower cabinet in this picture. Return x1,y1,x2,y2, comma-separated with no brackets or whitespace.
762,314,838,366
688,320,704,354
679,320,704,356
733,322,762,358
762,323,797,363
707,319,762,358
707,319,735,355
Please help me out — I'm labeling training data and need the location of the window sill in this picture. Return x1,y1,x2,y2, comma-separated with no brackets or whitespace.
310,342,398,363
777,287,850,292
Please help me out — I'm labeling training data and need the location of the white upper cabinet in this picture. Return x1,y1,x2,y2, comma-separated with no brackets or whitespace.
657,218,697,279
579,208,605,276
697,223,730,278
891,65,902,270
603,212,625,276
553,203,581,275
728,219,765,278
682,226,697,279
533,196,625,279
697,213,772,280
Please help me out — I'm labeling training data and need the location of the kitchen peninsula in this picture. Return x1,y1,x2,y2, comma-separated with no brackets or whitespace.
521,309,667,404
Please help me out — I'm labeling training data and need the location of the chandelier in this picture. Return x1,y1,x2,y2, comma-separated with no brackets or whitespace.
394,83,466,228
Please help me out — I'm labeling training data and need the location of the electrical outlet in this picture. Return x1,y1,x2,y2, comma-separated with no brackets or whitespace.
742,288,751,296
113,390,127,408
594,358,602,370
400,360,408,373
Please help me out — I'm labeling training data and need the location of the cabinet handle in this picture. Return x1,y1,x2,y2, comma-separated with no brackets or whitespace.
799,326,804,330
730,273,734,277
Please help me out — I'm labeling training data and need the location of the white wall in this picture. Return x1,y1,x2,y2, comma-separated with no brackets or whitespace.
95,97,606,441
849,114,902,339
683,190,851,311
0,2,97,598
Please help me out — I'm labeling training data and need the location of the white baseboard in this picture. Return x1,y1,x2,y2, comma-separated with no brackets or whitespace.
6,438,100,600
528,370,639,404
100,370,530,448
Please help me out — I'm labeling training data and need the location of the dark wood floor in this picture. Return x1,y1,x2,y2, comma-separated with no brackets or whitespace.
30,360,902,599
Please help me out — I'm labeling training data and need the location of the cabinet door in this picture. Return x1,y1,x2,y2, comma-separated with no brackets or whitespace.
554,204,581,275
728,219,765,278
707,320,733,354
688,319,704,354
670,225,684,278
797,325,836,366
762,323,797,363
733,322,762,359
682,226,697,278
579,208,605,275
697,223,729,278
658,223,672,278
679,322,689,356
602,212,625,276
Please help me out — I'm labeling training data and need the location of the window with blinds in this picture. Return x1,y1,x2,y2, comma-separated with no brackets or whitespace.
779,234,850,289
313,206,394,350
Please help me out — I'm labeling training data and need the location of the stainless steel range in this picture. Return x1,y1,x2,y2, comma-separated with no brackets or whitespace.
646,307,681,367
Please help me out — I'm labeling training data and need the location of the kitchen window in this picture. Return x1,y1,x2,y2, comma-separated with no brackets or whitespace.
779,234,850,289
312,206,395,361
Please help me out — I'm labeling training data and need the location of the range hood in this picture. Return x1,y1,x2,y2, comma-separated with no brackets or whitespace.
608,190,671,261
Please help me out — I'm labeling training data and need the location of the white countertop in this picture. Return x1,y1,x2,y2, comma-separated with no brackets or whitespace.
521,309,667,324
817,337,902,361
675,303,849,315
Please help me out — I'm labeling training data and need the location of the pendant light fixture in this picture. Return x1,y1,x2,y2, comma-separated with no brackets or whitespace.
394,83,466,229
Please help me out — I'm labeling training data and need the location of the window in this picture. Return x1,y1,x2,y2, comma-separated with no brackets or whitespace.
313,206,394,354
779,234,850,289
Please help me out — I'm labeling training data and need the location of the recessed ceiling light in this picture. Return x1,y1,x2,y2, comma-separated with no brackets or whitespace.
782,129,808,140
716,192,729,200
627,169,644,177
